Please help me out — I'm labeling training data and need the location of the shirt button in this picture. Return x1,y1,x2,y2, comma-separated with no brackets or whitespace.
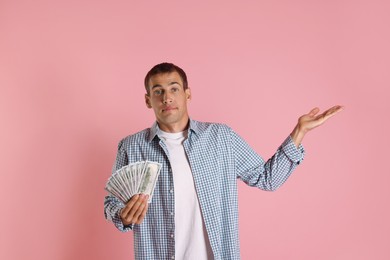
170,212,174,216
171,256,175,259
170,189,173,193
170,234,174,238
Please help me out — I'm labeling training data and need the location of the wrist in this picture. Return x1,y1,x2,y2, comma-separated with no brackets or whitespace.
290,124,306,147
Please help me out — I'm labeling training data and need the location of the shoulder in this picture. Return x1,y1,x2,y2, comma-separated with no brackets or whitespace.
117,128,151,149
191,119,234,136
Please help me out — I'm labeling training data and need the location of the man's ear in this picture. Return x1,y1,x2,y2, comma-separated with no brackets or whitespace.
145,94,152,108
185,88,191,101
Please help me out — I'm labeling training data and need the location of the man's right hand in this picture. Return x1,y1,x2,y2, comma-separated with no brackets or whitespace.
120,194,149,225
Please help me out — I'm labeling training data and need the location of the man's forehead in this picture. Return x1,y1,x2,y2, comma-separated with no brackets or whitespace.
149,71,183,86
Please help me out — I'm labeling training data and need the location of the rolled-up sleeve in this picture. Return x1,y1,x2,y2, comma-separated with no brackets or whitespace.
103,140,134,232
232,129,305,191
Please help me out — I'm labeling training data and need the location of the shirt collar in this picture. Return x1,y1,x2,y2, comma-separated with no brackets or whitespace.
147,118,199,143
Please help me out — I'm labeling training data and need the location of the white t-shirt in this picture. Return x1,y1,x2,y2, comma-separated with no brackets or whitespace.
158,129,213,260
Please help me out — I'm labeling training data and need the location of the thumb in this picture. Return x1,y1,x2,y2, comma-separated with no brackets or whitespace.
308,107,320,117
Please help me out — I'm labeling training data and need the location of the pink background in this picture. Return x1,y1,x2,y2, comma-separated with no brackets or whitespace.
1,0,389,259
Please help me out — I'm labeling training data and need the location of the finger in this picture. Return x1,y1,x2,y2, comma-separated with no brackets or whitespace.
126,194,146,221
121,194,140,217
135,202,149,224
322,105,344,120
330,105,344,114
132,196,148,222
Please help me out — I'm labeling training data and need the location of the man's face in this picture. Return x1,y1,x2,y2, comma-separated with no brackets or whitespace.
145,71,191,132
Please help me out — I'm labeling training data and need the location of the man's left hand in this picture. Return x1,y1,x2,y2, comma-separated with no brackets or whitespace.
290,105,344,147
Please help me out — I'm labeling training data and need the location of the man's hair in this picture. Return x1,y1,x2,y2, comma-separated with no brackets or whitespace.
144,62,188,94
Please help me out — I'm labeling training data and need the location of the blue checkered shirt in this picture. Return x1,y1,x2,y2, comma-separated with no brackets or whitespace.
104,119,304,260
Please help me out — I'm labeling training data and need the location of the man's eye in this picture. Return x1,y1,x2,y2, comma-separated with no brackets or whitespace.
154,89,163,95
171,87,179,92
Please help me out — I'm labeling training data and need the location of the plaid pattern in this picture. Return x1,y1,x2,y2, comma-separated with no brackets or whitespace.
104,119,304,260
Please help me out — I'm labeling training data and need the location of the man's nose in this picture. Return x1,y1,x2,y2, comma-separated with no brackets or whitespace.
163,92,173,104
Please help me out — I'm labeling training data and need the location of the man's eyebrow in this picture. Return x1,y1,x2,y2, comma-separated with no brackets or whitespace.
151,84,162,89
168,81,181,86
151,82,181,89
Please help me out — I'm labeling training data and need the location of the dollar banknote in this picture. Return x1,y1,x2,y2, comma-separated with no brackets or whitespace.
105,161,162,203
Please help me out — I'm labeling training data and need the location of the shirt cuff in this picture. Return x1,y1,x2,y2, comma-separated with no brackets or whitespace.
281,135,305,164
111,206,134,232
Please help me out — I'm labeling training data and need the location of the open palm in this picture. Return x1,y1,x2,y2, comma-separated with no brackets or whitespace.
298,105,343,133
290,105,343,147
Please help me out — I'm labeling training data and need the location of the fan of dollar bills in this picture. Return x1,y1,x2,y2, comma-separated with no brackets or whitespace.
105,161,162,204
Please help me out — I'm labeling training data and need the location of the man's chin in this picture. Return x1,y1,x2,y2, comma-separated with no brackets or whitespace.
156,114,189,126
157,116,178,124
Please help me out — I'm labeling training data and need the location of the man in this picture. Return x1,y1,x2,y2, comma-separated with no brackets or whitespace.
104,62,343,260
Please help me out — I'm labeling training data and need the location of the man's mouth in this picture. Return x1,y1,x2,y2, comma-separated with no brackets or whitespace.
162,106,177,112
